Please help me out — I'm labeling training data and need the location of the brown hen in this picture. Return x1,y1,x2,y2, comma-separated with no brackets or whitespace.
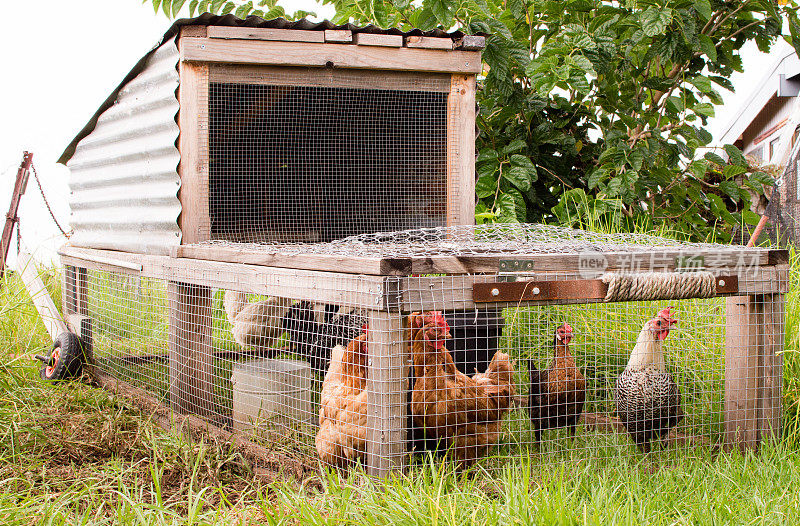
316,333,369,468
409,311,516,464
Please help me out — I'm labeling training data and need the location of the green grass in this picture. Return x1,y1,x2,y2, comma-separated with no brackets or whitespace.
1,247,800,523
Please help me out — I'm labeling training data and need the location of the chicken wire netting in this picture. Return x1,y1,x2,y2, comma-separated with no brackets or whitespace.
205,67,456,244
63,262,780,471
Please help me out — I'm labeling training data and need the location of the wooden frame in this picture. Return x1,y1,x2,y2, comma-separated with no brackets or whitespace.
62,244,787,475
180,37,482,74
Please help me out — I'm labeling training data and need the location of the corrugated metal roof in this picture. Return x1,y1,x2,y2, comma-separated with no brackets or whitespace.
59,14,477,165
67,39,182,255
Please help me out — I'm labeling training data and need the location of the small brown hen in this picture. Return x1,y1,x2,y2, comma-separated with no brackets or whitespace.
528,322,586,445
409,311,516,464
316,332,369,468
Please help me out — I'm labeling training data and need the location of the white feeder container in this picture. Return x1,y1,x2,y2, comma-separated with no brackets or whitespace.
232,358,312,433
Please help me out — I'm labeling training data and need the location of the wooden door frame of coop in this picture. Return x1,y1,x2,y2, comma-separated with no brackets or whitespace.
174,26,479,244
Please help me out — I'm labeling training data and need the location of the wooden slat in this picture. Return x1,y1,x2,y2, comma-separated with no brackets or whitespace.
209,64,451,92
473,275,738,303
365,311,407,478
405,36,453,49
724,296,761,451
404,266,787,311
454,35,486,51
207,26,325,43
324,29,353,43
168,282,214,418
176,53,210,244
353,33,403,47
408,249,772,275
18,250,67,339
180,37,483,74
173,244,411,275
59,246,387,309
446,74,477,226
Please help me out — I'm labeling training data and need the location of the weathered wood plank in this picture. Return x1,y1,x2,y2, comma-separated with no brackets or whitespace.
173,244,411,275
176,53,210,244
454,35,486,51
353,33,402,47
404,266,787,311
168,282,215,418
180,37,483,74
209,64,451,92
405,35,453,49
446,74,477,227
324,29,353,43
18,250,67,339
365,311,407,478
207,26,324,43
724,295,762,451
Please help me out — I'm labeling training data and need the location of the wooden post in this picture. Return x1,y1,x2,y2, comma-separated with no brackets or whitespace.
446,74,476,227
365,310,408,478
724,293,785,451
168,282,214,418
62,264,93,366
177,50,210,244
760,293,784,441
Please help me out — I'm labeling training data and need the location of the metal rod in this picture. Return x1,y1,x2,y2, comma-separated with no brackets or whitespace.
1,151,33,275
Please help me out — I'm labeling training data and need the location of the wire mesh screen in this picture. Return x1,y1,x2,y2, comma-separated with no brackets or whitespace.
765,140,800,245
63,260,782,471
206,68,451,243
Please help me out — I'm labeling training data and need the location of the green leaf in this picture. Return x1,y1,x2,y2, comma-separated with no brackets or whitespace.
427,0,452,27
235,1,253,18
694,0,712,21
694,103,715,117
163,0,172,17
501,139,527,156
171,0,187,17
476,173,497,199
724,144,747,166
723,165,747,178
719,180,740,200
704,152,726,165
505,154,537,191
477,149,499,162
640,7,673,37
698,34,717,62
210,0,225,12
153,0,163,14
221,1,236,14
189,0,199,16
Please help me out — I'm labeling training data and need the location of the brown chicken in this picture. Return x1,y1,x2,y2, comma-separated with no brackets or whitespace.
316,332,369,468
528,322,586,445
409,311,516,464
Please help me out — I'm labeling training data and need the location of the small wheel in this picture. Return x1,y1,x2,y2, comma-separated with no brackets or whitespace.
38,332,83,381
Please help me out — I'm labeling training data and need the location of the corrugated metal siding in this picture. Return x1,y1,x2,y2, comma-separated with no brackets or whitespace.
67,39,181,255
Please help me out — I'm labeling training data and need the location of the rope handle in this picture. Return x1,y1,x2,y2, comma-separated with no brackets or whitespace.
601,271,716,302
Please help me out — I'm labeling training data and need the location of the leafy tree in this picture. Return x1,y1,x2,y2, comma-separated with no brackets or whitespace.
153,0,800,241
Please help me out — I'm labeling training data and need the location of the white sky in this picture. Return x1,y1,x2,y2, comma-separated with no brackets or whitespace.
0,1,783,267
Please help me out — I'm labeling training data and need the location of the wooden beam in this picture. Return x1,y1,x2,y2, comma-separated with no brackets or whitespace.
18,250,67,339
168,282,214,418
724,295,763,451
365,311,408,478
405,36,453,49
58,246,388,308
1,152,32,274
353,33,402,47
207,26,324,43
404,265,788,311
173,244,412,275
324,29,353,43
446,74,477,226
180,37,483,74
454,35,486,51
176,51,210,244
209,64,451,92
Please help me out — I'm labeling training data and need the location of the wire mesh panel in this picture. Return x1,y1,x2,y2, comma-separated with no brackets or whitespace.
206,67,451,243
61,224,786,474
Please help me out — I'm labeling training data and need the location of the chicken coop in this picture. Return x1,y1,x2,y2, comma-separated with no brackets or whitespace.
56,16,786,478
